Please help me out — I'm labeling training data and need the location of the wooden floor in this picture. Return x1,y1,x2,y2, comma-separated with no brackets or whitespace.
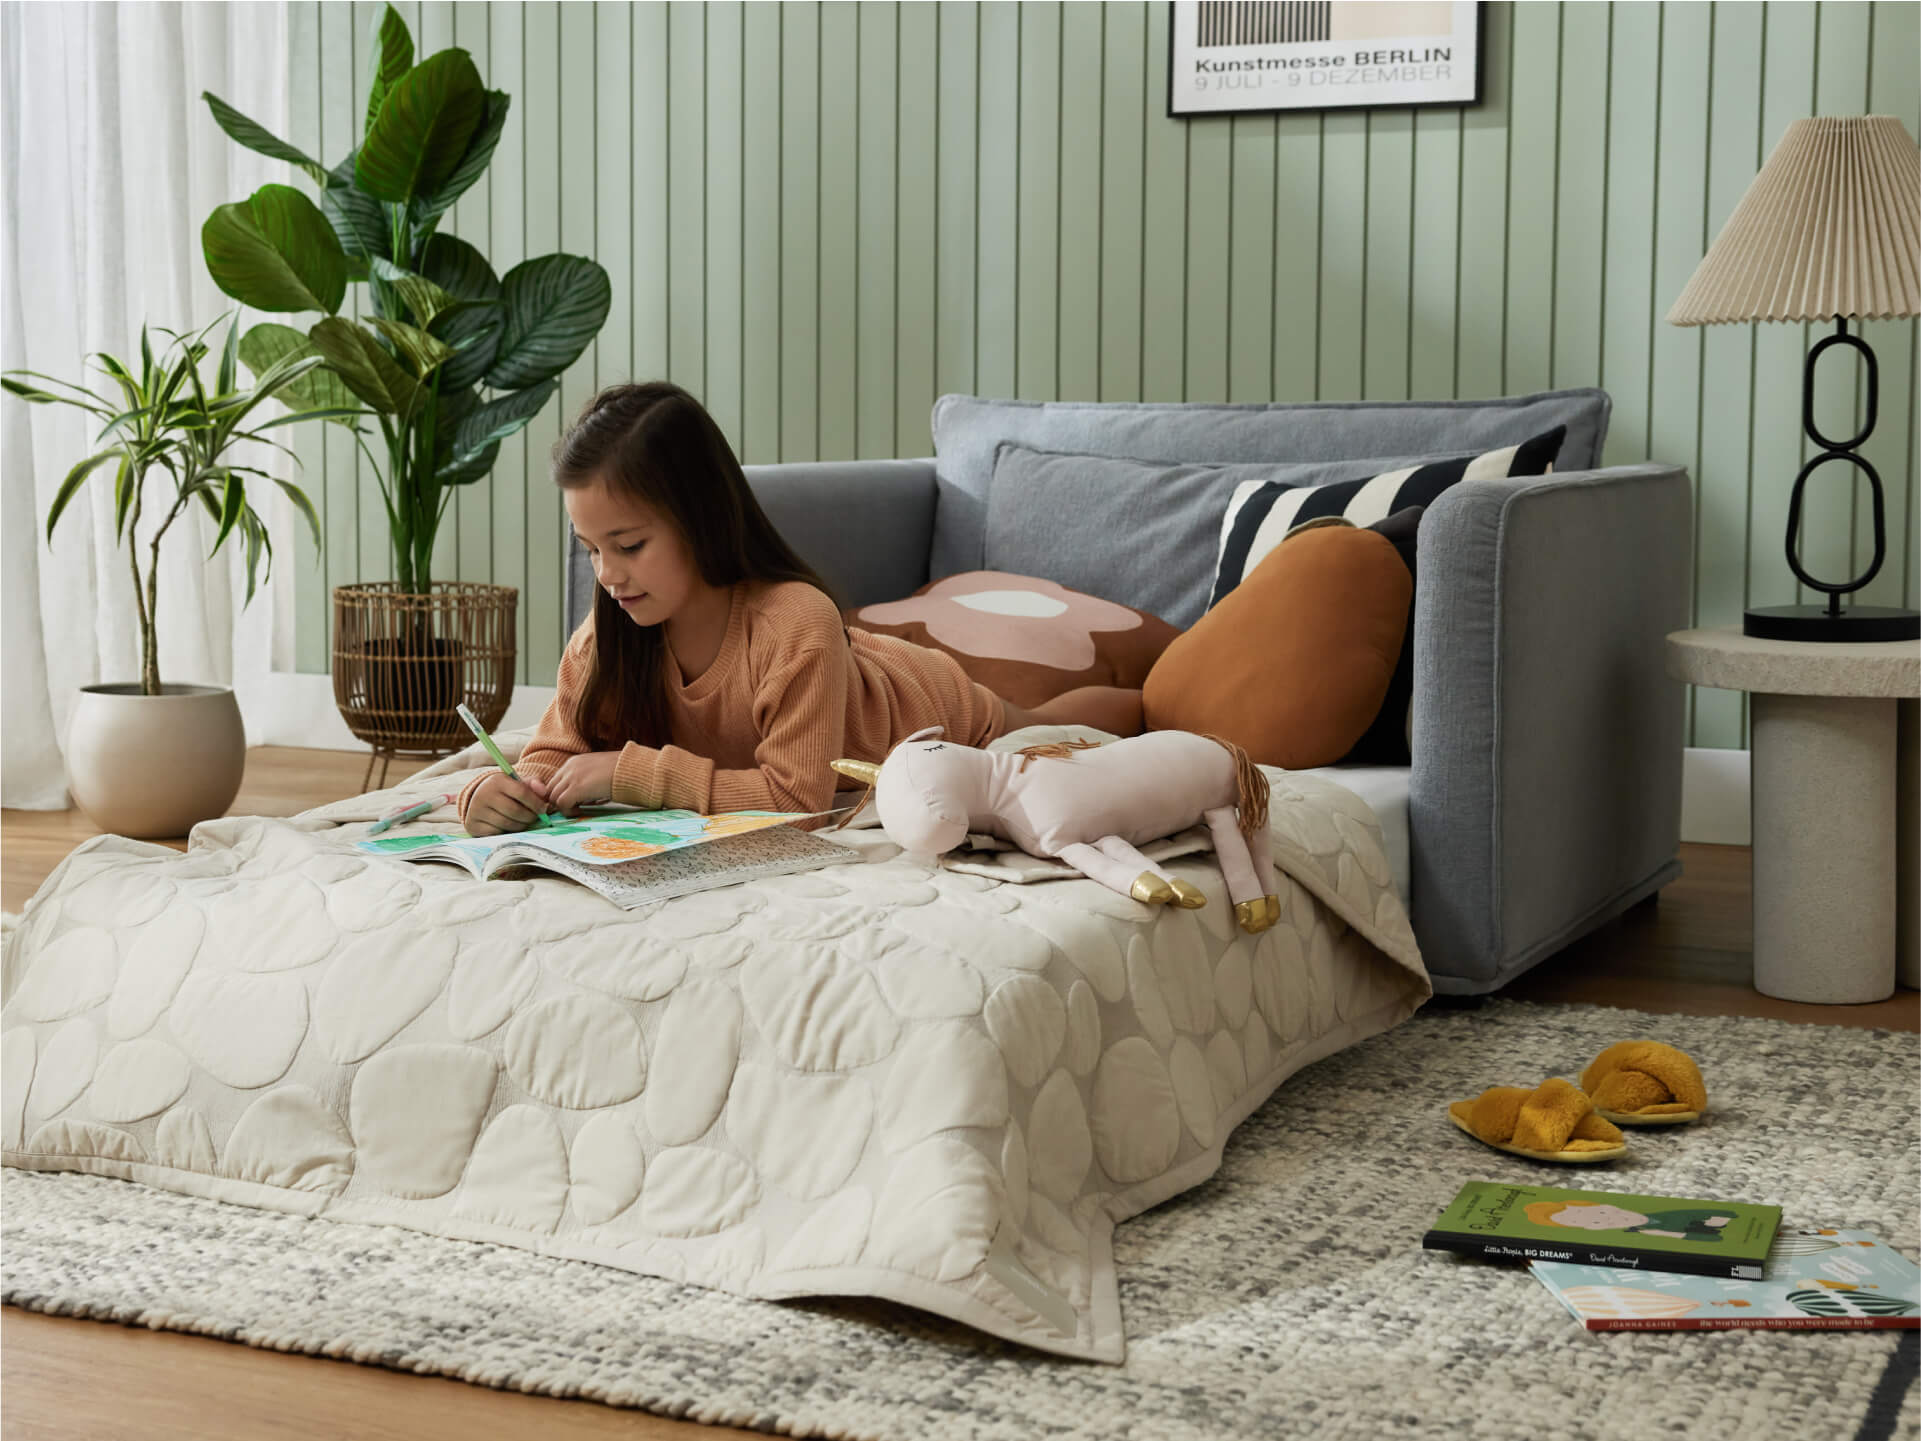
3,746,1915,1441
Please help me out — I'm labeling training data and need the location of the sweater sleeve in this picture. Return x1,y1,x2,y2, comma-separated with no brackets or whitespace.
455,622,597,829
611,644,847,814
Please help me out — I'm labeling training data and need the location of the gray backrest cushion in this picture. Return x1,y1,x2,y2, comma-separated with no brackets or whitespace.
931,388,1611,580
984,444,1451,629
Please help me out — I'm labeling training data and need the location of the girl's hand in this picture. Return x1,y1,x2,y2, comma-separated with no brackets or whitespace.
545,750,624,814
465,773,554,836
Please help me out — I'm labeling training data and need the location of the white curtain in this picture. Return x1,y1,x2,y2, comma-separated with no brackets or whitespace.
3,1,290,809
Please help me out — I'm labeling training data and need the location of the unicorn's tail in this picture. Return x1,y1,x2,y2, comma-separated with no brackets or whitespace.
1200,733,1269,840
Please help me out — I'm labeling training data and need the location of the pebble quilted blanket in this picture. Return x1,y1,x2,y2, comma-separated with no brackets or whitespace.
0,727,1430,1361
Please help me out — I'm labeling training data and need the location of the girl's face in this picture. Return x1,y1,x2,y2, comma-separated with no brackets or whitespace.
566,476,705,627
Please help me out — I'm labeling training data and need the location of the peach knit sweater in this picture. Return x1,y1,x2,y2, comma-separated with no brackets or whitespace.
456,579,1008,827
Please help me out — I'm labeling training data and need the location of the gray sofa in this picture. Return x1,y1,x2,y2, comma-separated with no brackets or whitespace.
564,389,1694,995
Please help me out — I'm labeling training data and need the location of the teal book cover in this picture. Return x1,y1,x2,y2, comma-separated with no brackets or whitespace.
1423,1181,1781,1280
1532,1229,1919,1330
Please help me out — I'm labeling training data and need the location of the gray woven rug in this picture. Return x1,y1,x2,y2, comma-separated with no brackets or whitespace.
6,997,1917,1441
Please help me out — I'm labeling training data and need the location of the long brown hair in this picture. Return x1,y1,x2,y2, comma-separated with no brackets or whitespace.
553,381,840,749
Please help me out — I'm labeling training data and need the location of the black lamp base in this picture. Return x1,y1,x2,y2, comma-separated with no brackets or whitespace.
1744,604,1921,643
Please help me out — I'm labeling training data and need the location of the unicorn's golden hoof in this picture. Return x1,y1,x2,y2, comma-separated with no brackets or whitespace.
1131,872,1176,905
1236,896,1278,934
1167,878,1208,909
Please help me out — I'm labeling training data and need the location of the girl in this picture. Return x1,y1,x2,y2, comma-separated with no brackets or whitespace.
461,382,1145,836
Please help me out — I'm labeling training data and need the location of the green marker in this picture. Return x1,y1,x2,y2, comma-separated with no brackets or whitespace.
456,703,555,824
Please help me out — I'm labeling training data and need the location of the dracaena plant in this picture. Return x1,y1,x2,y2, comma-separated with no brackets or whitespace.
2,313,346,695
200,2,611,600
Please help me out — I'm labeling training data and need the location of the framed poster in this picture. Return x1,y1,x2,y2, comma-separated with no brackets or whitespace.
1168,1,1482,116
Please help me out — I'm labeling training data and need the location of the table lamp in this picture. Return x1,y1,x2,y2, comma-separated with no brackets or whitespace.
1667,115,1920,643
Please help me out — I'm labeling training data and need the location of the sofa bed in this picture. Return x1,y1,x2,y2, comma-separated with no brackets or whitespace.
0,388,1689,1363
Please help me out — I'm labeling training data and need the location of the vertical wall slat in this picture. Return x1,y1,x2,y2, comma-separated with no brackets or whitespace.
935,3,979,400
1184,98,1231,401
1551,1,1608,393
289,0,325,673
1016,2,1061,401
1695,1,1766,750
704,2,744,449
667,0,706,402
1454,0,1510,399
453,0,493,589
818,2,860,457
1747,1,1819,634
351,3,383,585
528,0,576,679
1316,110,1366,402
1408,105,1460,401
1503,0,1558,396
855,2,898,458
976,1,1020,400
1799,0,1871,598
1140,5,1185,400
1599,0,1660,470
488,1,528,680
1098,2,1147,402
780,2,820,459
1861,1,1919,611
894,1,938,454
1227,112,1277,403
1362,109,1413,400
740,1,779,462
1648,0,1710,746
1058,1,1105,401
319,0,358,655
1271,110,1323,402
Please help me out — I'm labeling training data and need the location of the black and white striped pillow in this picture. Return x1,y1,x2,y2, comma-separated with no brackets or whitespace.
1206,426,1566,610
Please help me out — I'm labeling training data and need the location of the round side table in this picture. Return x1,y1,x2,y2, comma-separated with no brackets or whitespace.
1667,625,1919,1004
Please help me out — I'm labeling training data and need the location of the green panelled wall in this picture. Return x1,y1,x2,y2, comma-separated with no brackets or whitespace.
285,1,1919,749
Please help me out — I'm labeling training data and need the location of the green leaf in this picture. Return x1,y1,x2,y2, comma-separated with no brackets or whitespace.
45,449,122,542
410,89,510,228
216,313,240,396
418,234,503,390
202,92,328,187
307,317,421,417
355,49,486,206
89,353,143,411
2,370,115,414
113,455,136,541
240,508,264,604
238,323,362,416
448,378,557,467
274,477,323,550
364,315,454,378
364,6,415,139
370,255,466,330
320,151,390,262
209,467,245,556
485,254,613,390
202,184,349,314
435,435,499,487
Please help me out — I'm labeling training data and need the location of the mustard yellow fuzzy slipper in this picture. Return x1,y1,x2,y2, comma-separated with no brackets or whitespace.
1580,1040,1708,1126
1446,1077,1628,1164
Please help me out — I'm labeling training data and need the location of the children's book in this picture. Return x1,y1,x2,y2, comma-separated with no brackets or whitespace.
1422,1181,1781,1280
353,808,856,909
1531,1229,1919,1330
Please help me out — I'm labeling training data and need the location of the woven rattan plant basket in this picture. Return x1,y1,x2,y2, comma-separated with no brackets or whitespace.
332,582,517,785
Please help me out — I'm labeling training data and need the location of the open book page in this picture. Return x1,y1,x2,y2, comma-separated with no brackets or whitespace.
491,825,860,908
353,808,826,870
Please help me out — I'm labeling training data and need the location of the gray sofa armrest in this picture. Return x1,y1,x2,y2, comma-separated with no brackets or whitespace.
1410,463,1694,993
566,459,938,631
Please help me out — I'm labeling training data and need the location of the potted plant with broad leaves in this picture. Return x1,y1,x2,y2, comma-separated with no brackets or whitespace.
2,316,347,838
200,3,610,777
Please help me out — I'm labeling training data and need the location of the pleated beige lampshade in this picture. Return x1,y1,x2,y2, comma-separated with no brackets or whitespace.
1666,115,1921,326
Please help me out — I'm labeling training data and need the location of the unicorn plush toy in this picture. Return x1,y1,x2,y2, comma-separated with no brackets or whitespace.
831,727,1282,934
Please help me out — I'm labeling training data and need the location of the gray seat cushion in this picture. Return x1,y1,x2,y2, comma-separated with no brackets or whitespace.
932,388,1611,580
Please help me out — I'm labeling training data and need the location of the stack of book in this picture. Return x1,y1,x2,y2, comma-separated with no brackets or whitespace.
1423,1181,1918,1331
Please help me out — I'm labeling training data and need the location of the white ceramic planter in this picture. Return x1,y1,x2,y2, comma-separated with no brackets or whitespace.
65,684,246,839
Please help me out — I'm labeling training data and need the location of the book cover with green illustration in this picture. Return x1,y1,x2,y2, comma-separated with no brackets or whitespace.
1424,1181,1781,1280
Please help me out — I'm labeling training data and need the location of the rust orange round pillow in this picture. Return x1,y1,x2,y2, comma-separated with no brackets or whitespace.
1142,521,1411,770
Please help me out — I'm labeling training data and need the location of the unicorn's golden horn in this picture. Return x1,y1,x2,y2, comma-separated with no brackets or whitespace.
830,758,882,787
